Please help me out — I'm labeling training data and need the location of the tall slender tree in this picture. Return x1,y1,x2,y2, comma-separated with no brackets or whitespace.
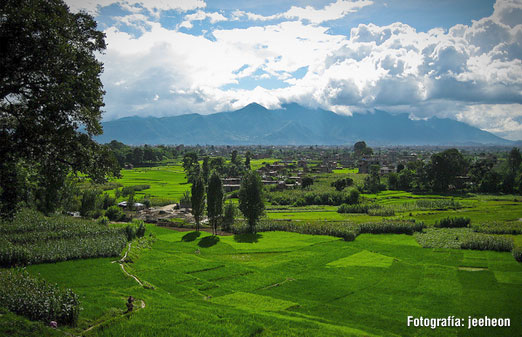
191,175,205,232
238,171,264,233
207,171,223,235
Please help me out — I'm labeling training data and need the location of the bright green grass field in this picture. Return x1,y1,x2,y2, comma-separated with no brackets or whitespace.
25,226,522,337
109,165,189,204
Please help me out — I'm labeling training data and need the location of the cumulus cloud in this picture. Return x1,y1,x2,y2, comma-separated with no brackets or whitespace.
231,0,373,24
179,10,227,29
95,0,522,140
65,0,206,15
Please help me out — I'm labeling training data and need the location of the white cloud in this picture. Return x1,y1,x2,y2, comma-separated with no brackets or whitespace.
179,10,227,29
231,0,373,24
456,104,522,140
65,0,206,15
96,0,522,140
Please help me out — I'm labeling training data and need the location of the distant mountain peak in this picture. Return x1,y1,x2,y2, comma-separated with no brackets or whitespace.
240,102,268,111
96,103,512,146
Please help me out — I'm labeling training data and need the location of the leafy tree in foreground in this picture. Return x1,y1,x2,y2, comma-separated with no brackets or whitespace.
191,175,205,232
238,171,264,233
207,171,223,235
0,0,120,216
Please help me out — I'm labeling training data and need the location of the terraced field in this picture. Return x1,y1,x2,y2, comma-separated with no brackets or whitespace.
24,225,522,336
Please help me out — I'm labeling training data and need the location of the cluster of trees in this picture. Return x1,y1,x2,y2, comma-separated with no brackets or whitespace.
187,163,264,234
182,150,251,184
106,141,180,167
385,148,522,194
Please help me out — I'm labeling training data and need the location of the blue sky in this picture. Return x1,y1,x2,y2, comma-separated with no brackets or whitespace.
66,0,522,140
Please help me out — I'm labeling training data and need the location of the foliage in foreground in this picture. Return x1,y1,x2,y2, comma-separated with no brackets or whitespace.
0,209,128,267
0,269,79,326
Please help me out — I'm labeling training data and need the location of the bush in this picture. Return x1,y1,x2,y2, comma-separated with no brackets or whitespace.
0,269,80,326
133,220,146,238
80,189,100,216
106,206,124,221
125,225,137,241
513,246,522,262
97,216,110,226
101,193,116,210
460,234,513,252
434,217,470,228
222,202,236,232
357,221,425,235
472,222,522,235
337,204,368,214
367,208,395,216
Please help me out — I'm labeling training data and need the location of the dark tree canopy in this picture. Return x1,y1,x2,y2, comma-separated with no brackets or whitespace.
191,175,205,232
238,170,264,232
429,148,468,192
207,171,223,235
0,0,119,215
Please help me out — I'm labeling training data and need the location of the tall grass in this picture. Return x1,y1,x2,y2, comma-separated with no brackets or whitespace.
434,217,471,228
0,269,80,326
0,209,128,267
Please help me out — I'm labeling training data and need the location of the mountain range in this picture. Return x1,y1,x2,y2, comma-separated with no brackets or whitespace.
95,103,514,146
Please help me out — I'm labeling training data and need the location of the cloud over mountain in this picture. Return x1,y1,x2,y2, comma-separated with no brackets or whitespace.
65,0,522,140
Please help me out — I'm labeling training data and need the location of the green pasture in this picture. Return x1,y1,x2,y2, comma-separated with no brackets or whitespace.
23,226,522,336
109,165,189,204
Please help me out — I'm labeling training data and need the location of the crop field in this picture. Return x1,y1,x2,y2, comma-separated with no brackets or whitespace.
18,225,522,336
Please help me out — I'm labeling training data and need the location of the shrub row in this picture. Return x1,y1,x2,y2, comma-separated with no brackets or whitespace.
337,204,369,214
357,221,424,235
233,221,358,241
472,222,522,235
233,220,425,240
460,233,513,252
434,216,471,228
337,203,395,216
0,269,80,326
367,208,395,216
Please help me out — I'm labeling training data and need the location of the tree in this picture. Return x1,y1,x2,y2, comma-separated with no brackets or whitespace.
202,157,210,183
207,171,223,235
354,141,373,158
0,0,119,216
331,177,353,191
363,164,381,193
301,176,314,189
429,149,468,192
387,172,399,190
191,175,205,232
231,150,238,165
222,201,236,232
245,151,251,170
238,171,264,233
507,147,522,174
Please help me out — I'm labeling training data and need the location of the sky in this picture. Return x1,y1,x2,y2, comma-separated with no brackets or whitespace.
65,0,522,140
